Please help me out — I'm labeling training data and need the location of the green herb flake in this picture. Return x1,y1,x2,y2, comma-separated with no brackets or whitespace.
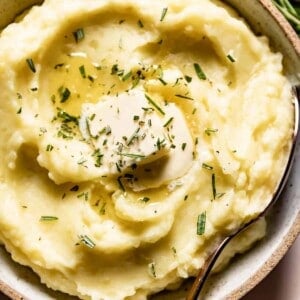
197,212,206,235
194,63,207,80
202,163,213,170
217,192,226,199
212,173,216,200
175,94,194,101
46,144,54,152
79,234,96,249
111,64,124,76
57,109,78,124
79,65,86,78
141,197,150,202
117,176,125,191
163,117,174,127
145,94,165,115
17,107,22,114
117,152,145,159
99,202,106,215
40,216,58,221
160,7,168,21
131,77,140,89
58,86,71,103
137,19,144,28
181,143,187,151
70,185,79,192
227,54,236,62
171,246,177,255
184,75,192,83
77,192,89,201
205,128,218,136
105,125,112,135
184,194,188,201
122,71,132,81
127,127,140,146
158,78,167,85
26,58,36,73
92,149,103,167
133,115,140,121
54,63,64,69
148,262,157,278
73,28,85,43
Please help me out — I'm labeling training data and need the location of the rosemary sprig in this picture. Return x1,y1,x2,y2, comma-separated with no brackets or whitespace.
272,0,300,34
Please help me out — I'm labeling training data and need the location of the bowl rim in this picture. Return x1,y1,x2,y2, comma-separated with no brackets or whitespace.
227,1,300,298
0,0,299,299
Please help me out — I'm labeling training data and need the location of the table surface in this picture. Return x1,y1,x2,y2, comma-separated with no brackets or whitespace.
0,236,299,300
243,235,300,300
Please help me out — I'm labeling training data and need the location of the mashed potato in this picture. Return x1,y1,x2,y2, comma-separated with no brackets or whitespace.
0,0,294,299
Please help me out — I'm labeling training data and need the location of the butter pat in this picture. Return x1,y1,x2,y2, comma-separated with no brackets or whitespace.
80,90,171,174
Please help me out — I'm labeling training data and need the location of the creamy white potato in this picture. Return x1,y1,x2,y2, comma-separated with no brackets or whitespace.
0,0,294,299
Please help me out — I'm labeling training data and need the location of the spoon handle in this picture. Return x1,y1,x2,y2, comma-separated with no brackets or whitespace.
186,236,231,300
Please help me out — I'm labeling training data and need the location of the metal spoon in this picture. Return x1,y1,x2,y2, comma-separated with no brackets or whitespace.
187,86,299,300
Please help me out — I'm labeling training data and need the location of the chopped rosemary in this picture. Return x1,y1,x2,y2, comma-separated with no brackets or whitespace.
184,194,189,201
17,107,22,114
54,63,64,69
117,152,145,159
77,192,89,201
40,216,58,221
140,197,150,202
145,94,165,115
26,58,36,73
46,144,54,152
70,185,79,192
79,234,96,249
58,86,71,103
92,149,103,167
79,65,86,78
194,63,206,80
205,128,218,136
127,127,140,146
158,78,167,85
131,77,140,89
184,75,192,83
149,262,157,277
122,71,132,81
197,212,206,235
117,176,125,191
111,64,124,76
175,94,194,100
160,7,168,21
137,19,144,28
73,28,85,43
99,202,106,215
181,143,187,151
57,109,78,124
163,117,174,127
202,163,213,170
212,173,216,200
217,192,226,199
227,54,236,62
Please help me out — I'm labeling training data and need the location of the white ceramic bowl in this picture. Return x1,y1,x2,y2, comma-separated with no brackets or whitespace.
0,1,299,299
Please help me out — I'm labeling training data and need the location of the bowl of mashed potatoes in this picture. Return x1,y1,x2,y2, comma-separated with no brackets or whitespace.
0,0,299,299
